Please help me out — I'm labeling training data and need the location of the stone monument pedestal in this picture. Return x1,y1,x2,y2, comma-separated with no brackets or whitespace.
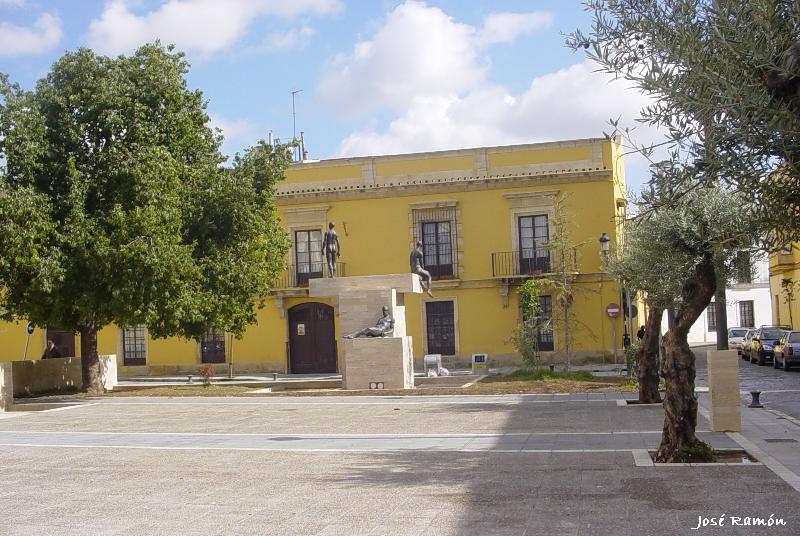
310,274,421,390
707,349,741,432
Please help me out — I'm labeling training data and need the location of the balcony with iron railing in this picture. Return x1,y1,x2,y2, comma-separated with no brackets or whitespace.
491,250,551,278
272,262,347,290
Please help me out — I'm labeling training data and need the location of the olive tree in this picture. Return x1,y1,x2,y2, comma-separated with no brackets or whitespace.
569,0,800,247
0,44,290,393
609,187,757,461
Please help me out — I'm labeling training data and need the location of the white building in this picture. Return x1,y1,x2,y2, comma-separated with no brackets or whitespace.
662,257,772,344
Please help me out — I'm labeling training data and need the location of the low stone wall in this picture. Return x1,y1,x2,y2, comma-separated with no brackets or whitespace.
415,350,621,371
8,355,117,398
116,362,285,377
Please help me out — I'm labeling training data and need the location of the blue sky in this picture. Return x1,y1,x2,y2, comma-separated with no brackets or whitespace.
0,0,658,192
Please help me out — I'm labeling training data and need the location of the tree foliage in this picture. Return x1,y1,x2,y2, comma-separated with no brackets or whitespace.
510,279,548,367
0,43,290,390
569,0,800,247
610,188,757,314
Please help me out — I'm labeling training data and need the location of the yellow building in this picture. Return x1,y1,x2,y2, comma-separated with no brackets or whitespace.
769,247,800,328
0,137,631,375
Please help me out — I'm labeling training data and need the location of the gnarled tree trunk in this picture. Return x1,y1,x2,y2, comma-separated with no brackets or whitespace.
656,253,717,462
80,322,103,394
636,305,662,404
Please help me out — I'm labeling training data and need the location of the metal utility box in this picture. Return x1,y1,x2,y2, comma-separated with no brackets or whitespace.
472,353,489,373
423,354,442,376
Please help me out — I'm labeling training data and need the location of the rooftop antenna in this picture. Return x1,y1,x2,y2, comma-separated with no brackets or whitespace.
291,88,303,160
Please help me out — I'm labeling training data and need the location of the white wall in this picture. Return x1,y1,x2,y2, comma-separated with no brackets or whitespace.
660,259,773,344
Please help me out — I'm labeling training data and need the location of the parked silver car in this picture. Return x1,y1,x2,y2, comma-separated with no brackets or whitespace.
773,331,800,371
740,329,758,359
728,327,749,351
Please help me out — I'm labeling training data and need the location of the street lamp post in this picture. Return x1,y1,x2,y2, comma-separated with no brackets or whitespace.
599,233,610,263
599,233,620,372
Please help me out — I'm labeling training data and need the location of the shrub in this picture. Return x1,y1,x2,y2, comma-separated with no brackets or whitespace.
198,365,214,387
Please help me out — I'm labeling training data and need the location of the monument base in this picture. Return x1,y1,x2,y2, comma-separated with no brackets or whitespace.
342,336,415,390
707,350,741,432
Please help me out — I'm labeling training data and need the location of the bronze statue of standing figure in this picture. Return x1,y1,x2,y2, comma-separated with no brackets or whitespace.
410,240,434,297
322,221,341,277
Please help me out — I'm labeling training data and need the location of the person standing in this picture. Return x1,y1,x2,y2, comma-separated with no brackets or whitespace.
41,339,62,359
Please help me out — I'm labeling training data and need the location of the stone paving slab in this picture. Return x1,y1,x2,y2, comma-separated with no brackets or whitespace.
0,397,680,435
0,430,739,452
0,449,796,536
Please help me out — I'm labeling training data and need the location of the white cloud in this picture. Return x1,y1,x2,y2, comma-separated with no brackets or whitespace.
477,11,555,46
0,12,61,57
318,1,556,119
257,25,315,52
208,113,261,157
318,1,488,118
87,0,341,56
335,62,655,156
323,1,662,192
0,0,27,6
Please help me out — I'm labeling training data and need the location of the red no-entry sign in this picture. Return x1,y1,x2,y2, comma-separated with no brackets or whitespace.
606,303,621,318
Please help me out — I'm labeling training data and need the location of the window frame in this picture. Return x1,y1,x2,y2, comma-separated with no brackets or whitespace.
122,325,147,366
739,300,755,328
517,214,550,274
294,229,324,286
420,220,454,278
411,205,459,280
707,302,717,332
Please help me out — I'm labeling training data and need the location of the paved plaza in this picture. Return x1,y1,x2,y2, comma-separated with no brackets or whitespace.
0,391,799,536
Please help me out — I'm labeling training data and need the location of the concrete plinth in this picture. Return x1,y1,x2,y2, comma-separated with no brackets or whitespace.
342,337,414,390
707,350,741,432
310,274,422,390
0,363,12,411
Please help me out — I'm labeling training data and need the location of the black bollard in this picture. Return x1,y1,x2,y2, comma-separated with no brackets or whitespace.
747,391,763,408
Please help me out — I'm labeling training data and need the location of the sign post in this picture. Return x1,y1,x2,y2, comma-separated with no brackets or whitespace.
22,322,34,360
606,303,621,371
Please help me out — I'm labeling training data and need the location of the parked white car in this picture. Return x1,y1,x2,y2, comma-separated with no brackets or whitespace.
728,327,749,350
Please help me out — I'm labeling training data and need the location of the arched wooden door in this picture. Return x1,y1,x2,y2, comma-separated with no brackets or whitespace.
288,302,337,374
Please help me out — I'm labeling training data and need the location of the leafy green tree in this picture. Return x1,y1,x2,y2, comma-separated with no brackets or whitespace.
510,196,598,370
510,279,548,367
569,0,800,247
0,44,290,393
609,187,757,461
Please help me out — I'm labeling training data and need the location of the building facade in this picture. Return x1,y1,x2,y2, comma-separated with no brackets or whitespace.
673,257,772,344
769,247,800,329
0,137,630,375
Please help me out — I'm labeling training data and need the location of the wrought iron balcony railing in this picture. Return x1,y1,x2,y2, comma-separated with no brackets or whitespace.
491,250,551,278
273,262,347,289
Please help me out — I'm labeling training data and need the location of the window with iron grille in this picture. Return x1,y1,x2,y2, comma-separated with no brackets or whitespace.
426,300,456,355
412,207,458,279
537,295,554,351
739,300,755,328
707,302,717,332
122,325,147,366
201,328,226,364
